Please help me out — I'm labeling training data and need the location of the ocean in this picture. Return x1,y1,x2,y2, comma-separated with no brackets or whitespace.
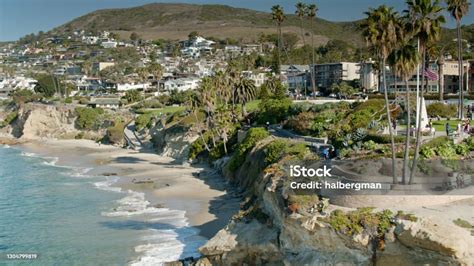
0,145,206,265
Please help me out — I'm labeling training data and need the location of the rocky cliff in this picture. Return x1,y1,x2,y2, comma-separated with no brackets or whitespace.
196,138,473,265
2,103,105,140
150,121,198,162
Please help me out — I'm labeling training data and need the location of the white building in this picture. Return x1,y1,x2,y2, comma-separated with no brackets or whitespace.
117,83,149,92
101,41,118,49
82,36,99,45
159,77,200,92
0,76,37,98
312,62,360,90
242,71,267,87
358,60,379,92
181,36,215,58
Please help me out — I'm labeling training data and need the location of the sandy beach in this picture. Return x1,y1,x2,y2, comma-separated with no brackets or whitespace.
19,139,240,239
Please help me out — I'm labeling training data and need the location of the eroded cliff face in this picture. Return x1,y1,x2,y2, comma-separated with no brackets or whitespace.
150,122,198,161
198,139,472,265
12,104,78,139
4,103,106,140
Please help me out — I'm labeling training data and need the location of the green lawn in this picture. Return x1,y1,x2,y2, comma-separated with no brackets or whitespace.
432,120,473,132
138,105,186,115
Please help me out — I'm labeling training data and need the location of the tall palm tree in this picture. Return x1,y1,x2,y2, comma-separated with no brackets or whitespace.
271,5,285,75
234,77,257,117
446,0,470,119
306,4,318,97
389,41,420,184
361,5,403,184
295,2,307,47
188,93,210,152
406,0,445,184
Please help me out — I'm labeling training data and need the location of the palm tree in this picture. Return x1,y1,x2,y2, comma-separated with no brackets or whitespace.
388,41,420,184
188,93,210,152
406,0,445,184
306,4,318,97
295,2,307,47
234,77,257,117
446,0,470,119
361,5,403,184
271,5,285,74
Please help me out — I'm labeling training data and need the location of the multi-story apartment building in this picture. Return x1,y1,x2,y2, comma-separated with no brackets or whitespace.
311,62,360,91
384,60,470,93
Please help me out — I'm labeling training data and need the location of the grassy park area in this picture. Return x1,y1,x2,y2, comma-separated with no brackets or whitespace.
431,120,474,132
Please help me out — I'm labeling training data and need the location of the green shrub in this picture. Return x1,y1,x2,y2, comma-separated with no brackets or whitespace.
0,111,18,127
78,97,89,104
74,107,104,130
420,146,436,159
135,113,153,130
9,89,40,104
107,121,125,145
454,144,469,156
326,208,394,237
265,140,288,164
463,137,474,151
287,143,308,159
75,132,85,139
228,127,269,171
64,97,73,104
423,136,450,148
209,142,227,160
363,134,405,144
426,103,457,118
362,140,377,150
257,98,292,124
189,137,207,159
435,143,458,159
286,112,315,135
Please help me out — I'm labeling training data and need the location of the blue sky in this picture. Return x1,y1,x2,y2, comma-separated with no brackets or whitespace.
1,0,472,41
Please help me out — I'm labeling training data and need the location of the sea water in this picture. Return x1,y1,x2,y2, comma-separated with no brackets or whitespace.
0,145,206,265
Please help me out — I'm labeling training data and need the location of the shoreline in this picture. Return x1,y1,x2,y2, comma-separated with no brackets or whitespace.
17,138,240,240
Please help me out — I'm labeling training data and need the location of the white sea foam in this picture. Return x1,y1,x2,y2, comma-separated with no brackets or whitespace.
42,157,59,166
20,151,37,157
130,227,206,266
99,185,207,265
2,144,10,149
70,167,94,178
94,176,122,193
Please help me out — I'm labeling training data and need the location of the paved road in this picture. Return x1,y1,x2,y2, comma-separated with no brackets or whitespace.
293,99,367,105
268,125,332,150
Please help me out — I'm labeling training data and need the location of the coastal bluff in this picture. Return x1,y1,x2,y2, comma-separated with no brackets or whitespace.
191,140,473,265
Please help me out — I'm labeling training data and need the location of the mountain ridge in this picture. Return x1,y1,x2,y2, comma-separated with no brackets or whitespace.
52,3,364,46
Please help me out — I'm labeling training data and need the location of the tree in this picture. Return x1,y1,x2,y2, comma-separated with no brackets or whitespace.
234,77,257,117
188,31,199,40
109,32,120,40
361,5,403,183
329,82,356,97
271,5,285,76
147,63,163,81
130,32,140,42
388,40,420,184
124,90,142,104
446,0,470,119
34,74,57,97
306,4,318,97
295,2,307,47
406,0,445,184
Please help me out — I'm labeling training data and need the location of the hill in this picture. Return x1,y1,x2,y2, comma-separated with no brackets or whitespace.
53,3,364,47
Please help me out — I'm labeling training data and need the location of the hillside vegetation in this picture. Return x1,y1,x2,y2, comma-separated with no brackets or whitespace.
53,3,364,46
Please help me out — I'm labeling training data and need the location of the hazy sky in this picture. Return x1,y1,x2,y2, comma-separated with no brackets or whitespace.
1,0,472,41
